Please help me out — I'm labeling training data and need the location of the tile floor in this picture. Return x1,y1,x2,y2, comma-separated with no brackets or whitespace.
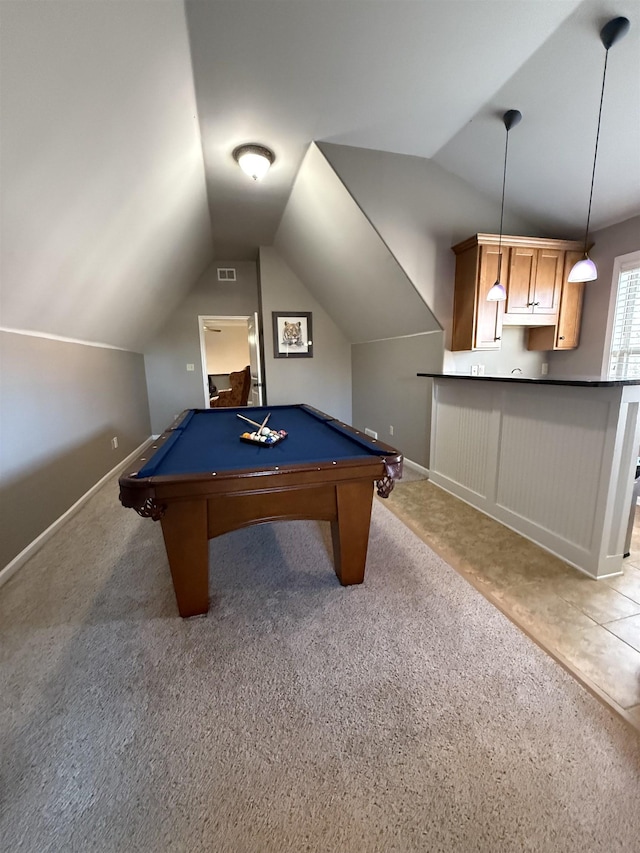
384,469,640,732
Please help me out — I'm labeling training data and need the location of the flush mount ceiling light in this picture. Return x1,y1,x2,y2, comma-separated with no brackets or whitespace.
568,16,630,283
232,144,275,181
487,109,522,302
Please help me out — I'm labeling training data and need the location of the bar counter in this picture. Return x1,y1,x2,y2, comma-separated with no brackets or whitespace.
418,372,640,578
418,372,640,387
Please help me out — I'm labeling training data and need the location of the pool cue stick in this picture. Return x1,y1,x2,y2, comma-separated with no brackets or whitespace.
257,412,271,434
236,413,263,429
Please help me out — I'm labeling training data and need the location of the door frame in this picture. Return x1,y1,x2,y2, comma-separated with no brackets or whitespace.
197,315,264,407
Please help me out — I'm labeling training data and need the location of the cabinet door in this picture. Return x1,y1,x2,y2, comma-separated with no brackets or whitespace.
533,249,562,314
526,250,585,351
555,251,584,348
452,246,478,351
505,246,536,313
475,246,505,349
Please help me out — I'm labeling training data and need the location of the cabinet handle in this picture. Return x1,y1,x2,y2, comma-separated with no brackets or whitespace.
495,336,501,341
559,336,565,340
533,301,540,306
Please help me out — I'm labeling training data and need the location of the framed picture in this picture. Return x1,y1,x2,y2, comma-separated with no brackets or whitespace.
272,311,313,358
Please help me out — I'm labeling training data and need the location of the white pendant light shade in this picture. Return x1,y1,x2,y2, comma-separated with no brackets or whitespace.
570,17,629,286
568,255,598,282
233,144,275,181
487,281,507,302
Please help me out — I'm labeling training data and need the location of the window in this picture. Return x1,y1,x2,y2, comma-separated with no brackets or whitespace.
608,252,640,379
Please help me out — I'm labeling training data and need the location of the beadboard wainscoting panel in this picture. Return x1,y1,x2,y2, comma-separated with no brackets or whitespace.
426,376,640,579
496,387,609,549
430,380,497,499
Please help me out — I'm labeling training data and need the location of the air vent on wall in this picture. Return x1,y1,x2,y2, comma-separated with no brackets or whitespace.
217,268,237,282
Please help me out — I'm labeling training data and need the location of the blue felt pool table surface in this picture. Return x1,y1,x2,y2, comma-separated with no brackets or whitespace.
138,404,391,478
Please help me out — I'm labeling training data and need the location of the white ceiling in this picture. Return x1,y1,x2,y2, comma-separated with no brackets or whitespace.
186,0,640,260
1,1,637,352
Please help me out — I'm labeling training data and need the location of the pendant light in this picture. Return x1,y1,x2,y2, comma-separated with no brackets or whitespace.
233,144,275,181
487,109,522,302
568,16,630,283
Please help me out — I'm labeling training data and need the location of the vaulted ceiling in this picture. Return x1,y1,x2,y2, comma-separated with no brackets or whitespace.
1,1,638,351
187,0,640,259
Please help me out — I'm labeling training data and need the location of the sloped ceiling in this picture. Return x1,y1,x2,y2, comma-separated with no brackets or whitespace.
0,1,213,351
274,144,440,342
1,1,638,352
186,0,639,259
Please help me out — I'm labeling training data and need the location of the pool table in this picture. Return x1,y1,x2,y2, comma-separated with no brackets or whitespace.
119,404,403,617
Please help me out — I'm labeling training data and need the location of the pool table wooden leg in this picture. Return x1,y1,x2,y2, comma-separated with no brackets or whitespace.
160,499,209,617
330,480,374,585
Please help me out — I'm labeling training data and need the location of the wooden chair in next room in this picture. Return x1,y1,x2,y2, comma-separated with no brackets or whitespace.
210,365,251,408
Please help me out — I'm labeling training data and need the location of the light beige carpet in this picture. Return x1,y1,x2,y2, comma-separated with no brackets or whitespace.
1,475,639,852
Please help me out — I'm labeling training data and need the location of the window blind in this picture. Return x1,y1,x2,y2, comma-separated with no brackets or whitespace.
609,263,640,379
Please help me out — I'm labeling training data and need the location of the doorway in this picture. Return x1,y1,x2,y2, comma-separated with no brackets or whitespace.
198,314,264,407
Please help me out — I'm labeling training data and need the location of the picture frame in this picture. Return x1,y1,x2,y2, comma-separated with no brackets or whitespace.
272,311,313,358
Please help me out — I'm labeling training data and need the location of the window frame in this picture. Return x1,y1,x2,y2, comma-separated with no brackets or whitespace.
603,250,640,378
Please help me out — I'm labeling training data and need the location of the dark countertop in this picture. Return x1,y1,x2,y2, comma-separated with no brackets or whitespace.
417,372,640,388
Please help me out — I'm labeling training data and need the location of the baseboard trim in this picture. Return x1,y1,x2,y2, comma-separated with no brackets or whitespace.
404,458,429,477
1,445,430,590
0,437,153,590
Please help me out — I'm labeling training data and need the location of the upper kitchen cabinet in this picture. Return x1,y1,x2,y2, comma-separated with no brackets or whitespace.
451,234,584,352
527,251,585,351
503,245,563,319
451,237,505,351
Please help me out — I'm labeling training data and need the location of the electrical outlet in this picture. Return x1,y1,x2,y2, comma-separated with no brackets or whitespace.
186,363,195,372
541,363,549,375
471,364,479,376
111,436,118,450
389,425,394,436
478,364,485,376
364,427,378,439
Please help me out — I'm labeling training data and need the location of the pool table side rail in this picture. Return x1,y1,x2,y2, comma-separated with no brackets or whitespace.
119,451,403,514
118,407,403,518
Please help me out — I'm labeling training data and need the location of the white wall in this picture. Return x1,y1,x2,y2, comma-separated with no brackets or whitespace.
352,333,444,468
0,0,212,351
548,215,640,378
145,261,259,434
274,144,439,341
259,247,352,423
0,2,201,571
204,326,249,376
0,330,150,569
320,142,546,377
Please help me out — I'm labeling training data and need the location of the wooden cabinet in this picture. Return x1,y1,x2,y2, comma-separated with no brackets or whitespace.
527,251,585,351
505,246,563,316
451,234,584,352
451,239,505,351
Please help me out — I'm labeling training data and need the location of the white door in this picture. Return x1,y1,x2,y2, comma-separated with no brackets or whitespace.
199,314,259,407
248,312,264,406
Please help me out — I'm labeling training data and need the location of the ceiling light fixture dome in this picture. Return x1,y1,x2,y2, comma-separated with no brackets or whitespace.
568,16,630,283
487,108,522,302
233,144,275,181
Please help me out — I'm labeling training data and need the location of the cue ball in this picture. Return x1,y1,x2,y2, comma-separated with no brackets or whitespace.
261,427,270,435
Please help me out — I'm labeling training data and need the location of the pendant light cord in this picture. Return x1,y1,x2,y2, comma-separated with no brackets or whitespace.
582,49,609,255
497,128,510,280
